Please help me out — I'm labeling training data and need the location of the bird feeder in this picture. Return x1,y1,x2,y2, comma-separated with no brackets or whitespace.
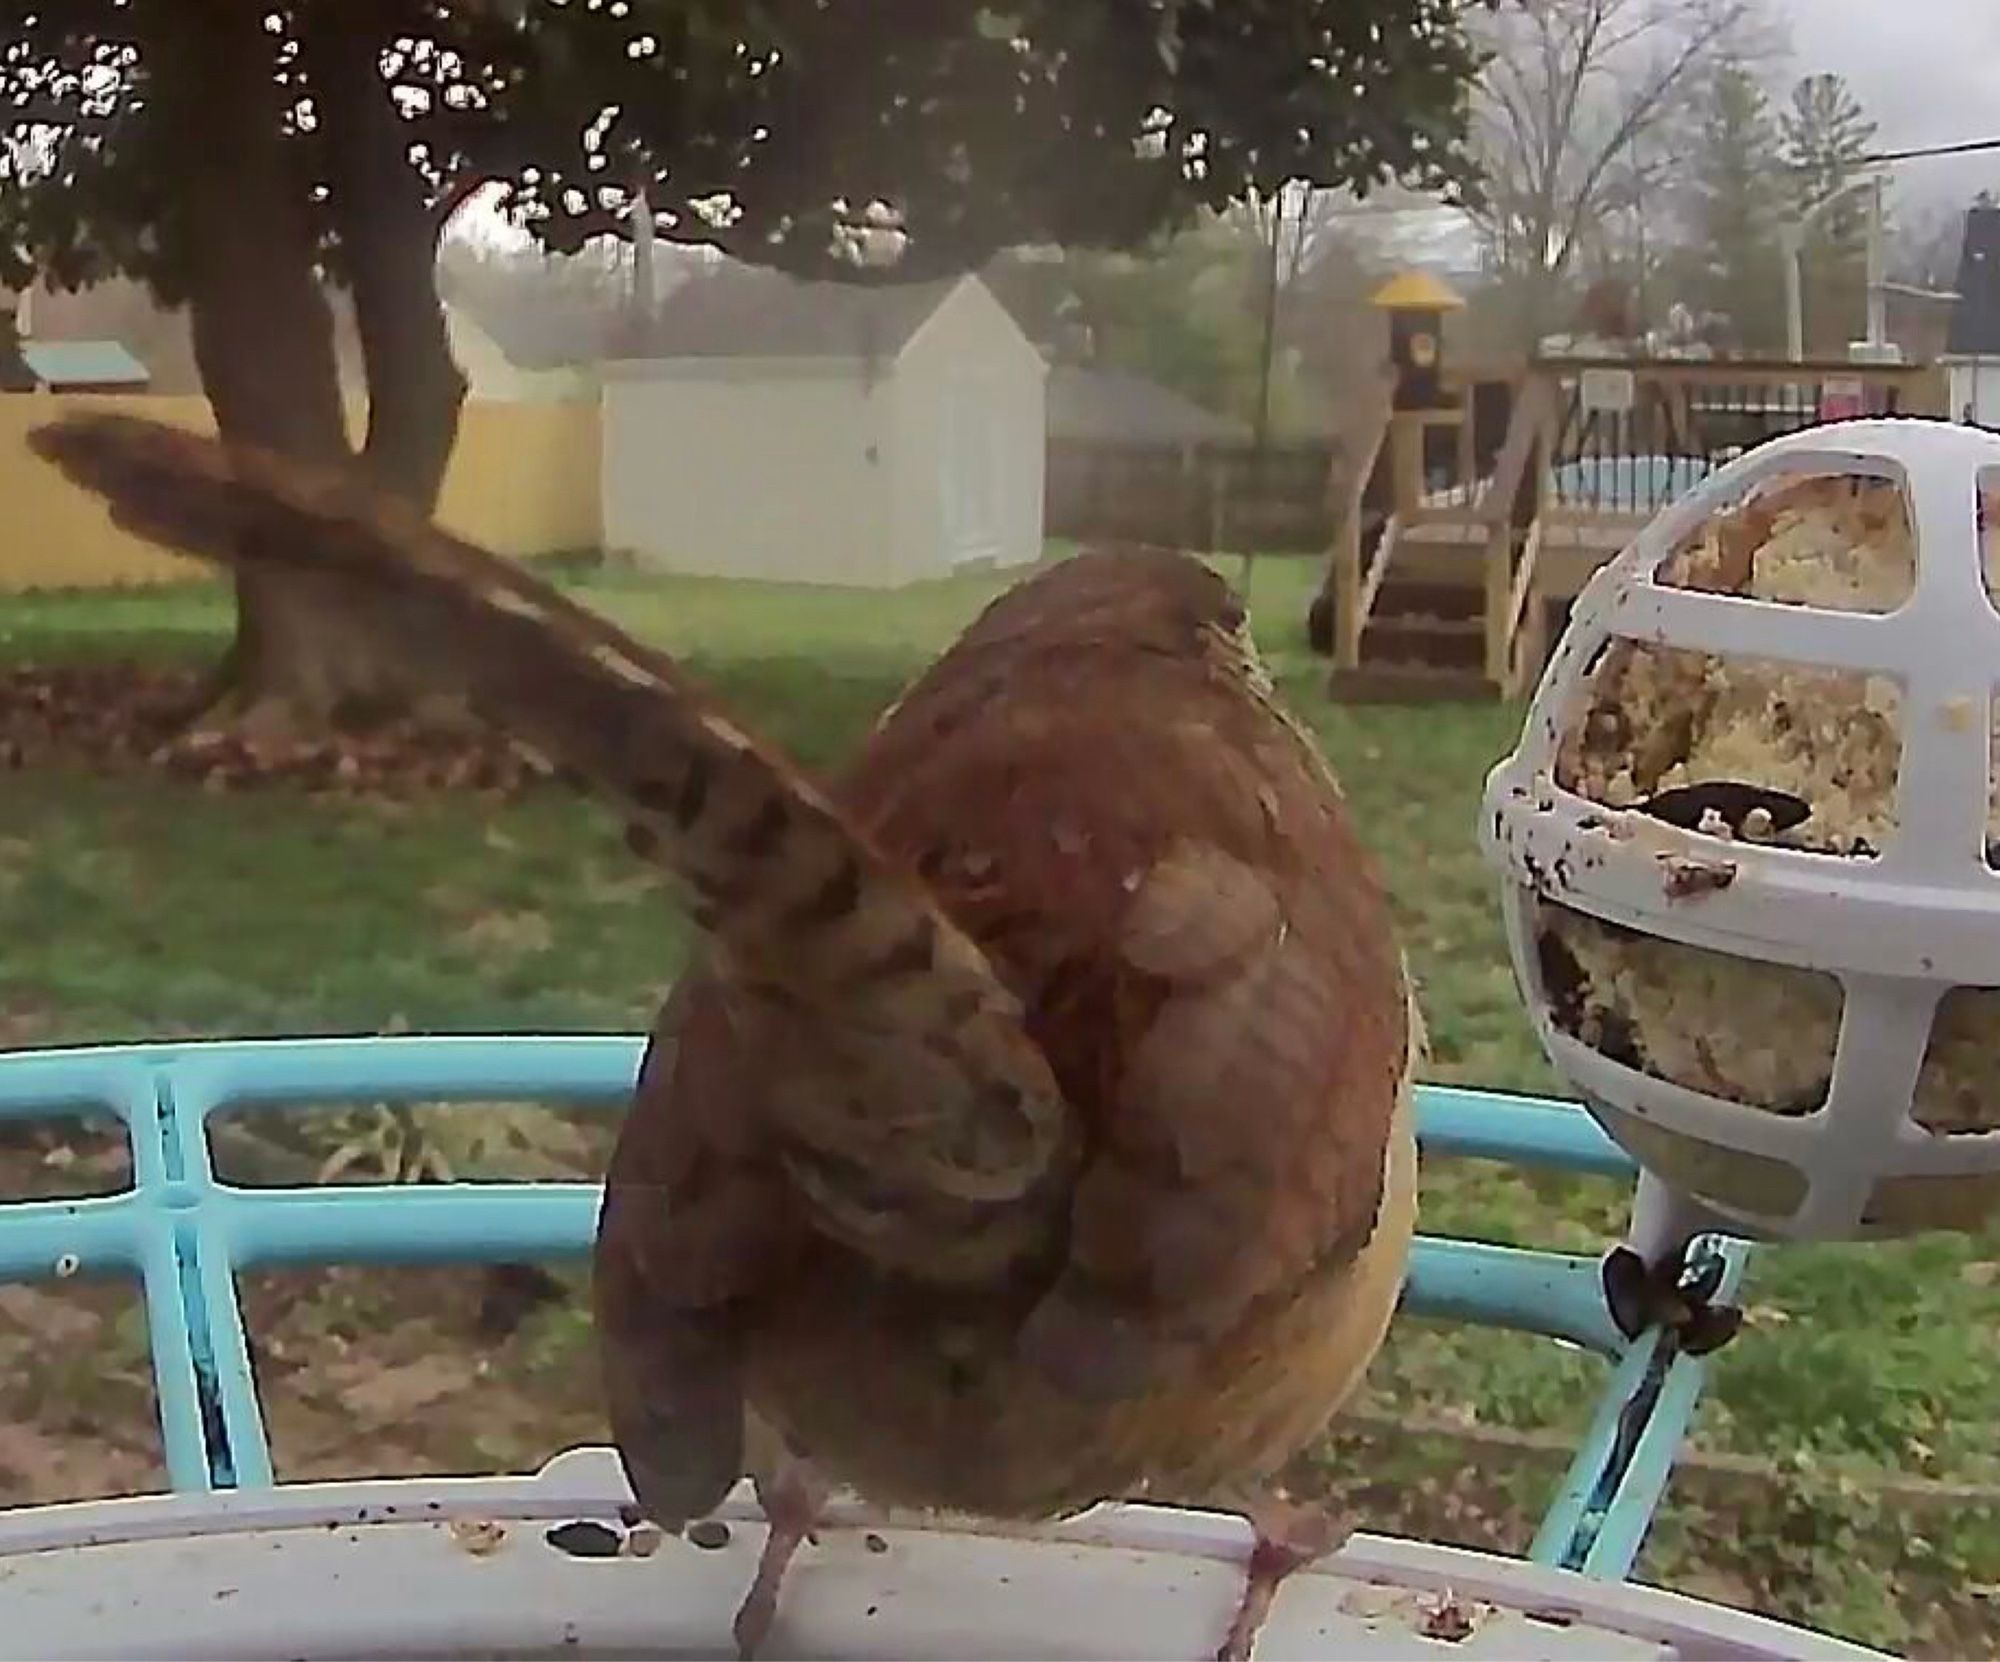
1371,269,1466,413
1483,419,2000,1259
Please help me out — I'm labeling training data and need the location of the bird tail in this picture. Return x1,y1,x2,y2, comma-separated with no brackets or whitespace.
30,412,1076,1280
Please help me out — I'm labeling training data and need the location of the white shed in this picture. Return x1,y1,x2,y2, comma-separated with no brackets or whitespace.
601,267,1046,587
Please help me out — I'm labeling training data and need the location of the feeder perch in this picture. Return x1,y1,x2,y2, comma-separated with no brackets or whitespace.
1482,419,2000,1292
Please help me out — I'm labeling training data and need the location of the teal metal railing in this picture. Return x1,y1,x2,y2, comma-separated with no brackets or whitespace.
0,1036,1745,1581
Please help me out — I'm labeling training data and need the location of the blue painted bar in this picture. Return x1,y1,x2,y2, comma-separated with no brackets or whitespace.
0,1040,1632,1172
214,1184,604,1268
1416,1085,1634,1179
190,1215,273,1490
0,1048,151,1123
121,1034,643,1113
135,1217,221,1494
1529,1239,1751,1576
1579,1242,1751,1580
0,1198,142,1282
1405,1237,1626,1356
1530,1334,1659,1567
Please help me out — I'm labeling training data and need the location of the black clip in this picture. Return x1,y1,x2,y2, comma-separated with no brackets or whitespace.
1602,1240,1743,1357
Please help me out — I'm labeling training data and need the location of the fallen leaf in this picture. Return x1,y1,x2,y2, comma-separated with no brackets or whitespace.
0,664,545,803
1420,1593,1478,1643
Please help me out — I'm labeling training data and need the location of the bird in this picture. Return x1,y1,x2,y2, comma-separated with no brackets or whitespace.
30,410,1421,1662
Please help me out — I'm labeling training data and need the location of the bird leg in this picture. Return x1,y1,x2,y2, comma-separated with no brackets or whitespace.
1216,1493,1351,1662
732,1454,830,1661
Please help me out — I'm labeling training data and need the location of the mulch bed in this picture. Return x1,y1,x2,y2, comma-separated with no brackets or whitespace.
0,663,546,798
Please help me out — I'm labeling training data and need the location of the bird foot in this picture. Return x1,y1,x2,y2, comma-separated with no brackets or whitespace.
1602,1241,1742,1356
1216,1497,1350,1662
732,1458,830,1661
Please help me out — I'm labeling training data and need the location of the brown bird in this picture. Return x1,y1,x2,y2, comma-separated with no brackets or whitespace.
31,411,1421,1662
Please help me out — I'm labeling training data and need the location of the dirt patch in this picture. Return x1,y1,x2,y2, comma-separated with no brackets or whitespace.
239,1263,603,1485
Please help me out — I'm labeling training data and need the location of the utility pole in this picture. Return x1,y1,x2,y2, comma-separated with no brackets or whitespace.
1243,182,1290,592
1251,183,1286,454
629,190,656,332
1781,170,1891,362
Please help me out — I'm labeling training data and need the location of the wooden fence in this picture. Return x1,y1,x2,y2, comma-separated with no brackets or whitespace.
0,393,602,591
1044,438,1338,553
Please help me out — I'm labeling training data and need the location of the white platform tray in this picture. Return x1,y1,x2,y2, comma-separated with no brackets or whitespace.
0,1447,1893,1661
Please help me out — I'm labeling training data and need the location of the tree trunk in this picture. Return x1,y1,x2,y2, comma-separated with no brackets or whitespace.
146,3,467,736
302,0,469,514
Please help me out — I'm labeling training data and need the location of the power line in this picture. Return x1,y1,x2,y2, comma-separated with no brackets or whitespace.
1866,136,2000,166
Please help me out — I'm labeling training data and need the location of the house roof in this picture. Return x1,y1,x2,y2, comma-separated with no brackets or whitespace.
20,338,149,387
1946,202,2000,357
1045,365,1251,444
628,266,962,362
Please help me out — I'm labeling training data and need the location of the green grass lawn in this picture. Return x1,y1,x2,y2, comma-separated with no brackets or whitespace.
1,553,1996,1653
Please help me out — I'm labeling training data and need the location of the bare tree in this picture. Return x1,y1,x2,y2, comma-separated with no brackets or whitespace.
1232,185,1357,294
1889,197,1974,292
1467,0,1779,347
1226,185,1381,448
1228,183,1442,292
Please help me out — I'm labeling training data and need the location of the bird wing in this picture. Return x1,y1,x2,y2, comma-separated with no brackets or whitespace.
1019,835,1410,1396
835,551,1415,1401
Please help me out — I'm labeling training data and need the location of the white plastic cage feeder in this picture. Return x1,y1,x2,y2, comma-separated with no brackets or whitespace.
1482,418,2000,1252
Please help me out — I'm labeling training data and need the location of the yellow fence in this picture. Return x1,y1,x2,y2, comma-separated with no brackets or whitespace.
0,393,603,592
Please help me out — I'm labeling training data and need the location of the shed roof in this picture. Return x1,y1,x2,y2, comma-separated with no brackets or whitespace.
1045,365,1250,444
20,338,150,387
629,266,962,362
1947,202,2000,358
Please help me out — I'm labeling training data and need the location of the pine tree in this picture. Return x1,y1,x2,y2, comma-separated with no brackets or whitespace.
1779,72,1880,354
1679,60,1788,354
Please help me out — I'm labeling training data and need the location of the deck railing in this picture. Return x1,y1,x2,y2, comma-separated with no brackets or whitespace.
1325,355,1950,694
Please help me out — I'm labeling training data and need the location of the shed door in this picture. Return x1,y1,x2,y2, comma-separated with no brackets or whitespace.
944,377,1004,562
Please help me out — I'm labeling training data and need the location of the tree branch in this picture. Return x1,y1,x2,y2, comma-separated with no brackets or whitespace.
1551,6,1742,271
1471,0,1754,329
431,167,502,242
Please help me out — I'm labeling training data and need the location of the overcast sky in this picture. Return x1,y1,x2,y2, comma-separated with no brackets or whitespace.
1778,0,2000,210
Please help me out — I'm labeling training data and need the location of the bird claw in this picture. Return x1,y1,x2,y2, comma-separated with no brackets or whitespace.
1602,1242,1742,1356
